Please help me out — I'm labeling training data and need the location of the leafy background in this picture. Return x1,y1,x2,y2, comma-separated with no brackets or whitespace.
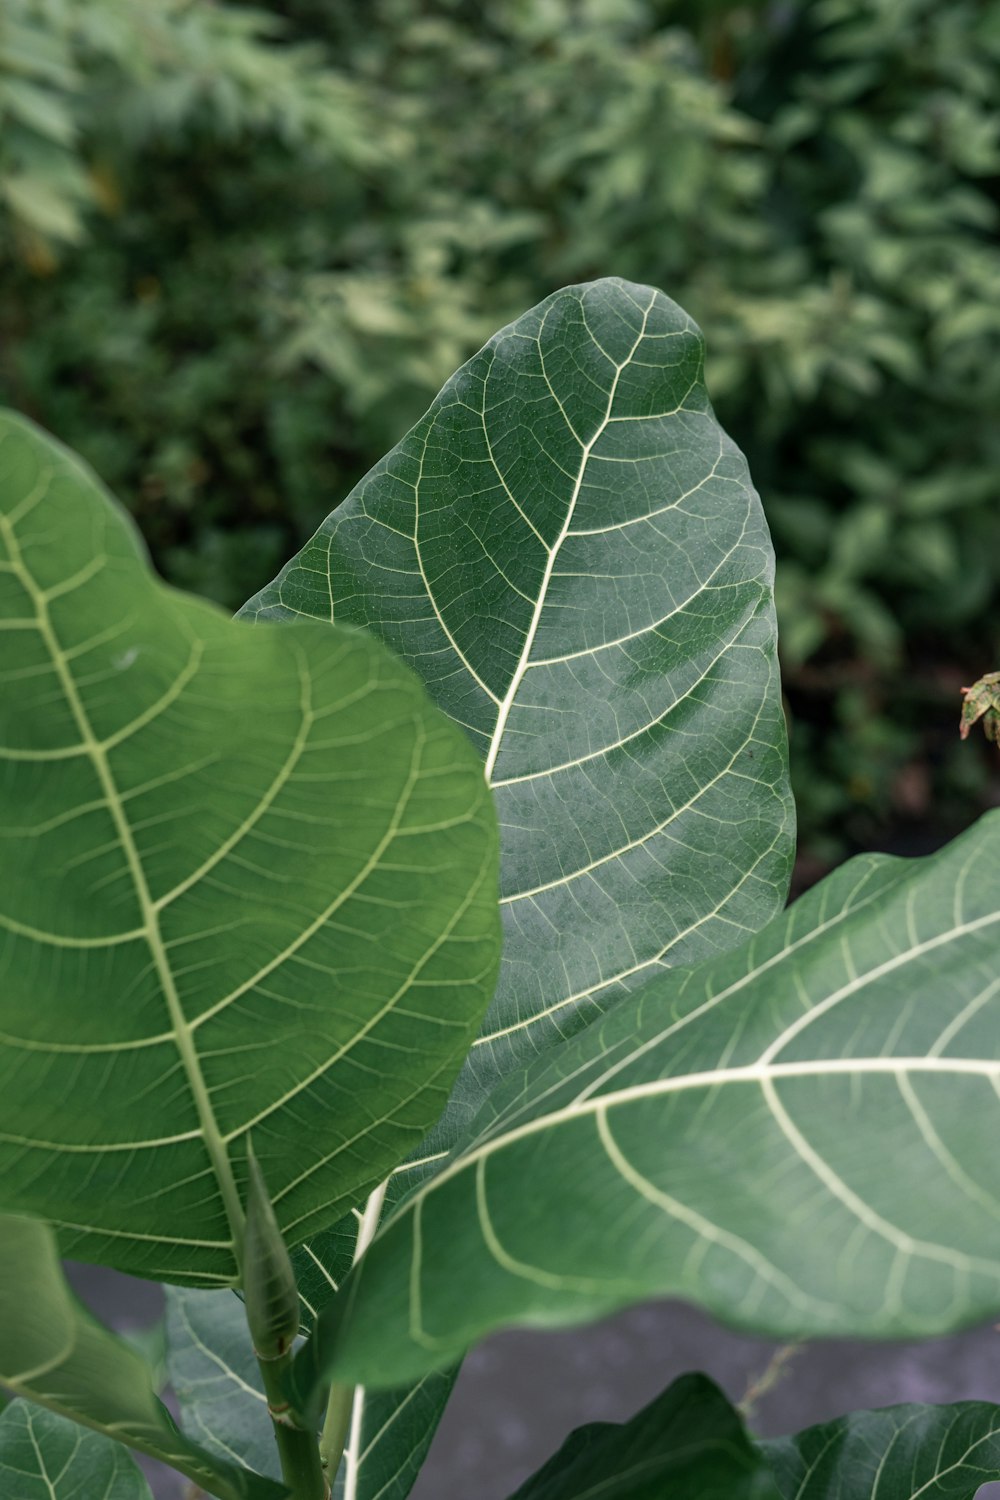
2,0,998,877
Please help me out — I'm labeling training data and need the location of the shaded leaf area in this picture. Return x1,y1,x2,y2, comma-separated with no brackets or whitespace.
763,1400,1000,1499
243,276,794,1150
0,1402,153,1500
0,1217,284,1500
165,1288,278,1483
166,1285,455,1500
507,1373,779,1500
328,1369,458,1500
310,813,1000,1390
0,410,500,1285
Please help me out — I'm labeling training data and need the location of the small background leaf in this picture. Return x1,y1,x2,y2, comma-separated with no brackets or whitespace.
507,1374,778,1500
763,1400,1000,1498
165,1288,278,1482
0,1401,153,1500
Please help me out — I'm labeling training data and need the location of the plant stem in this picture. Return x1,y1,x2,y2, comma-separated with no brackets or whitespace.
319,1181,389,1488
257,1346,328,1500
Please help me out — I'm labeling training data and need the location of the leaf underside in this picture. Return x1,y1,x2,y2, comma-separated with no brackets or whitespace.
0,1215,284,1500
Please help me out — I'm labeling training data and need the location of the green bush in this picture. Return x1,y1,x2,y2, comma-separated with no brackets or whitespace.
2,0,998,863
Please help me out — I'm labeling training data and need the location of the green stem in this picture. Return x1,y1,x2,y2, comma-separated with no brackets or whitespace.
257,1347,328,1500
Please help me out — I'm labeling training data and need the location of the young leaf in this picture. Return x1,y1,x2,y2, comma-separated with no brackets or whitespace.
0,1401,154,1500
242,276,794,1140
301,811,1000,1390
0,1215,285,1500
506,1374,779,1500
0,409,500,1284
762,1401,1000,1498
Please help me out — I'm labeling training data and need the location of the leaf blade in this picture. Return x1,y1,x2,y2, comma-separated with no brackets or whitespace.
242,277,794,1136
506,1374,779,1500
0,1402,154,1500
313,812,1000,1388
0,1215,284,1500
763,1401,1000,1498
0,410,500,1283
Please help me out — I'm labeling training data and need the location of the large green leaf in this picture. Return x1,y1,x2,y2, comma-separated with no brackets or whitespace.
243,276,793,1498
242,276,794,1141
0,1402,153,1500
0,1215,284,1500
304,812,1000,1390
506,1374,779,1500
0,409,500,1285
763,1401,1000,1498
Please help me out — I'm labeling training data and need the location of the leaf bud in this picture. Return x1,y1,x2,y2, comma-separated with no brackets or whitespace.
242,1141,301,1361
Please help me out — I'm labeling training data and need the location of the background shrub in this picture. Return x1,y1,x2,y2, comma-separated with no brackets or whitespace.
2,0,998,869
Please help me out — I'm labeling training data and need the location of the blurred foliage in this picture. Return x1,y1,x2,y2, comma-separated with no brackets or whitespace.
1,0,998,868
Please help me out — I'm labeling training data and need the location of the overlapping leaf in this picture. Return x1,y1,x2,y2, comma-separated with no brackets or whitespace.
763,1401,1000,1498
0,410,500,1285
0,1402,153,1500
506,1374,778,1500
242,276,794,1140
0,1215,283,1500
305,812,1000,1390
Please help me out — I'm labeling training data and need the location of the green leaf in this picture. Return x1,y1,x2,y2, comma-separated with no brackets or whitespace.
165,1285,453,1500
309,812,1000,1389
241,276,794,1141
245,276,792,1491
0,1215,285,1500
0,1401,153,1500
506,1374,778,1500
165,1287,279,1482
0,409,500,1285
762,1401,1000,1498
329,1370,458,1500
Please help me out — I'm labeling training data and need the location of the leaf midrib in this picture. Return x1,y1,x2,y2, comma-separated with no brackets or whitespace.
481,291,656,782
3,512,246,1270
391,904,1000,1212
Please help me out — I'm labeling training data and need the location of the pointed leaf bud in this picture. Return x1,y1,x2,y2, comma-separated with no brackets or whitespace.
243,1141,301,1362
